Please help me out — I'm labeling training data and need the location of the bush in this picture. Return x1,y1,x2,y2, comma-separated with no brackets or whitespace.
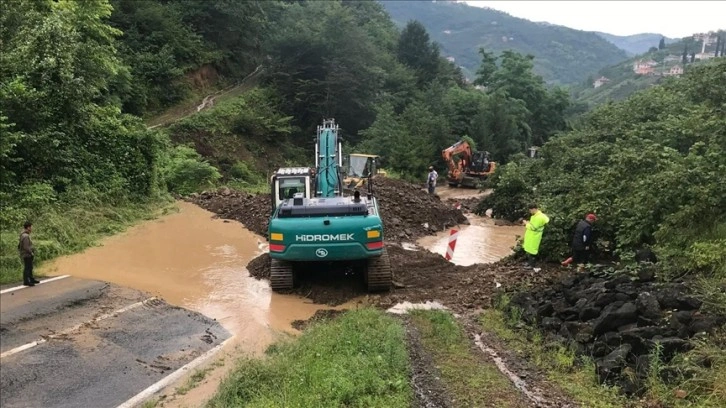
162,145,221,195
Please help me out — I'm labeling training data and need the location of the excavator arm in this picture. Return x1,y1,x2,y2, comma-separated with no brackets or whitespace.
315,119,343,198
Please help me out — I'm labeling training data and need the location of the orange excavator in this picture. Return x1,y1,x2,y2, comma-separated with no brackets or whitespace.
442,140,496,188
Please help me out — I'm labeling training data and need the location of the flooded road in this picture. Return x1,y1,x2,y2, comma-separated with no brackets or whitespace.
38,202,354,406
417,185,523,265
417,215,523,265
43,202,340,351
30,197,520,406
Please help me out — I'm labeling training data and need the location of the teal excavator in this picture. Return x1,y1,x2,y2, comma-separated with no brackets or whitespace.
266,119,392,292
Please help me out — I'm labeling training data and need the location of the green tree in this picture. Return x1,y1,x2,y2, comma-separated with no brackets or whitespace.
0,0,164,200
473,48,497,87
396,20,440,86
658,37,666,50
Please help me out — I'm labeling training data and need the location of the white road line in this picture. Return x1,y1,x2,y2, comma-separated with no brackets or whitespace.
0,297,156,359
0,275,71,294
116,337,233,408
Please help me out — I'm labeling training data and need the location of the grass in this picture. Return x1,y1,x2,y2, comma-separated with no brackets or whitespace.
0,194,174,284
140,399,158,408
409,309,525,407
207,308,411,408
175,367,213,396
479,300,627,408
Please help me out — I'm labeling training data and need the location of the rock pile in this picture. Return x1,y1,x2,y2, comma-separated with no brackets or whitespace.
510,267,725,394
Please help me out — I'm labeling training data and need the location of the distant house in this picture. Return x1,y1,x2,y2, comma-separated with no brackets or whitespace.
665,65,683,76
695,52,714,61
443,30,452,35
446,56,456,63
633,59,657,75
593,76,610,88
663,55,680,63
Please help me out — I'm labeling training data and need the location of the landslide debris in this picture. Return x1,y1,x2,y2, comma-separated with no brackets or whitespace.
246,243,565,309
509,266,726,395
188,177,468,241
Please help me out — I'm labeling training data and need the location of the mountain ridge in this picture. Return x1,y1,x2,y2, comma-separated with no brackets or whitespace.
594,32,678,55
380,0,629,85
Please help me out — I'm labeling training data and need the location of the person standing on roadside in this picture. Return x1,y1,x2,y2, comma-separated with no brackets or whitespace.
19,221,39,286
571,213,597,266
522,203,549,272
427,166,438,195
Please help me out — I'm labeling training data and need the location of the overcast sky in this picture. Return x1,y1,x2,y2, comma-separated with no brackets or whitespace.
463,1,725,38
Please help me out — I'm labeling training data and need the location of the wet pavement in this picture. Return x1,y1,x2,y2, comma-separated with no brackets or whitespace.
0,278,229,408
2,202,352,407
41,202,341,351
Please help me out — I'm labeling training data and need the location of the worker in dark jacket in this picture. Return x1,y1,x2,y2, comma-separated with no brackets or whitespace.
18,221,39,286
571,213,597,265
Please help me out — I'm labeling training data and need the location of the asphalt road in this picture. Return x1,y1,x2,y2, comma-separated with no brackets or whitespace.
0,277,230,408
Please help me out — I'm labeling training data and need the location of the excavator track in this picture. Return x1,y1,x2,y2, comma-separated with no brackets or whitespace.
270,258,294,291
366,249,392,292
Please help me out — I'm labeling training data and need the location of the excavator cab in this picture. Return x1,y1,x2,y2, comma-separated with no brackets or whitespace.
343,153,384,192
470,151,492,173
270,167,313,212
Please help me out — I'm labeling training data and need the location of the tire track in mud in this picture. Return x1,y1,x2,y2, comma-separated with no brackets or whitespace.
403,316,455,408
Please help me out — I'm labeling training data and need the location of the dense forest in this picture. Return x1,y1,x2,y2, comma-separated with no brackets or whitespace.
1,1,724,404
381,0,629,84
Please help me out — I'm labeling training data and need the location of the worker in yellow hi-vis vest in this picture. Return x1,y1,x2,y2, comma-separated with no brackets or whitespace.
522,203,549,272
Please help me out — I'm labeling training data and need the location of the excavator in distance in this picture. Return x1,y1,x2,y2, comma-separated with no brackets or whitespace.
266,119,392,292
442,140,496,188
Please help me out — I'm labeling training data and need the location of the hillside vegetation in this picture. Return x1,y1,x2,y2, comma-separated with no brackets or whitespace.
381,0,629,85
482,58,726,278
574,33,725,107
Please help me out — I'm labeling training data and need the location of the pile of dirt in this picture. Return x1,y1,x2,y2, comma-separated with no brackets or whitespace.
187,188,271,237
187,178,467,242
245,244,566,309
509,268,726,395
374,177,468,241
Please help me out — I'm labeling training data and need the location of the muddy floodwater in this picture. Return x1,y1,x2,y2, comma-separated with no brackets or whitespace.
417,215,523,265
418,186,523,265
42,202,350,353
